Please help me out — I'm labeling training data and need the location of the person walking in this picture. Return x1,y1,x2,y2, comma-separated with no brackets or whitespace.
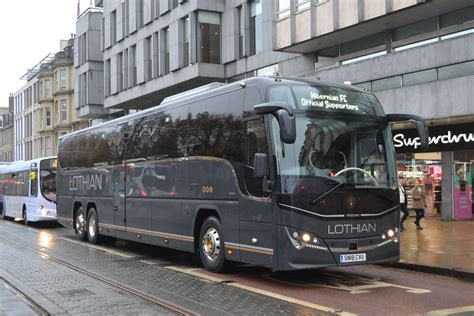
411,178,427,230
399,178,409,231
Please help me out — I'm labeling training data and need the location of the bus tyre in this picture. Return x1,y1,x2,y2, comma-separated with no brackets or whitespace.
199,216,226,272
87,208,99,244
22,207,29,226
75,207,87,241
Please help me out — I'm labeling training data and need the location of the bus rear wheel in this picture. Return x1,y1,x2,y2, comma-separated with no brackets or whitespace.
87,207,99,244
22,207,29,226
199,216,226,272
75,207,87,241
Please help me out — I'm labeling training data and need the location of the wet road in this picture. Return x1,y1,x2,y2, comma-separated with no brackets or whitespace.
2,219,473,316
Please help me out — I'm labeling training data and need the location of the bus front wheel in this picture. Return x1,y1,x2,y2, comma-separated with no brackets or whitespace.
199,216,226,272
75,207,87,241
87,207,99,244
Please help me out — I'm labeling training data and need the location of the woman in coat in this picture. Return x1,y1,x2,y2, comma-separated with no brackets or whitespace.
411,179,427,230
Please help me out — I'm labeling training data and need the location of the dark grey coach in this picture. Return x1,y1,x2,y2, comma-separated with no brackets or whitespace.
57,77,428,272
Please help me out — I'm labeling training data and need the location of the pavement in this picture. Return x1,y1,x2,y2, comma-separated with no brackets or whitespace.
392,215,474,280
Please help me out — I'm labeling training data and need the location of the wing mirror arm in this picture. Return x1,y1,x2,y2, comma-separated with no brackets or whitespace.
254,102,296,144
386,114,429,151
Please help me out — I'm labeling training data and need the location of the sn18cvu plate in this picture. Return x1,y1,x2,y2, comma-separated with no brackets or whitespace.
340,253,366,263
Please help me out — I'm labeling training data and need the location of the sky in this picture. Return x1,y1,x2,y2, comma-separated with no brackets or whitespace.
0,0,92,108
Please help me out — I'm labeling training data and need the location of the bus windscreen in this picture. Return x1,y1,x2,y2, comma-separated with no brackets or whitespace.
40,159,57,202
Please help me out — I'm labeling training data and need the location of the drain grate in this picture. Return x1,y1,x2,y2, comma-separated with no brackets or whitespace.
0,277,49,315
57,288,94,298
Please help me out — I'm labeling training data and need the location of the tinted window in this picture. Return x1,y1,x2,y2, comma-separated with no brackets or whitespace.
242,118,269,197
188,92,243,160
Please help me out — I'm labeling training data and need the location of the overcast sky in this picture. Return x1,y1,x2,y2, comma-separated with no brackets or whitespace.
0,0,91,108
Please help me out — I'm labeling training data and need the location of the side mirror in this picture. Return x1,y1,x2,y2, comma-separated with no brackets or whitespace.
386,114,429,151
254,102,296,144
254,153,269,178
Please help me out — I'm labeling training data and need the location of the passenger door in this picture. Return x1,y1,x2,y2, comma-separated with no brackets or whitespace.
113,123,128,228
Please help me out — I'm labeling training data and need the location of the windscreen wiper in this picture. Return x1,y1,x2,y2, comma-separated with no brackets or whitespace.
310,180,345,205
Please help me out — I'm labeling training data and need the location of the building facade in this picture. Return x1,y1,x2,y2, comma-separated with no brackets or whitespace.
14,39,88,160
274,0,474,221
77,0,311,114
75,0,474,220
0,97,13,162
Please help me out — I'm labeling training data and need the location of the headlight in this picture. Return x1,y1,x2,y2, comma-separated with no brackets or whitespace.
381,227,398,240
302,233,311,242
290,229,319,244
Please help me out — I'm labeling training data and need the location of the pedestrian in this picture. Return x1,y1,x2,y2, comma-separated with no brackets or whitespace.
411,178,427,230
399,178,408,231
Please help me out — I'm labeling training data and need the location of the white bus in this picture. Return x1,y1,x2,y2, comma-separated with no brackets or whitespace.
0,157,57,224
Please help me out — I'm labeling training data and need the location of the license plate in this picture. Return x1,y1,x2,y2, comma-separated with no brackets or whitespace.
340,253,366,263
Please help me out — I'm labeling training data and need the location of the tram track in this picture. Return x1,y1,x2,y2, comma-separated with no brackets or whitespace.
0,235,196,316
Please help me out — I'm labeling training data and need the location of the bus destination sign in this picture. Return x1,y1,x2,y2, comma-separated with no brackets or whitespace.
300,91,360,112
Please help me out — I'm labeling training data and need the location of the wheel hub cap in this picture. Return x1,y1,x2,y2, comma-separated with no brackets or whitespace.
76,214,84,232
202,228,220,261
89,217,96,237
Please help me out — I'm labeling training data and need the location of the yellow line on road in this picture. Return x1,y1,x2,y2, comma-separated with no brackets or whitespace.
424,305,474,315
166,266,357,316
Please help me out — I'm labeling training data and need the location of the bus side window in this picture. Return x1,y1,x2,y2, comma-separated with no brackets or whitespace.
243,118,270,198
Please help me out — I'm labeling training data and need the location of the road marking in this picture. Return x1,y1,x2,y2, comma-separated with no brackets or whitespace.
166,266,357,316
262,272,431,294
424,305,474,315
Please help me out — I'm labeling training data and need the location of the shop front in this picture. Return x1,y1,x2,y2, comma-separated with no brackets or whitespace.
393,123,474,221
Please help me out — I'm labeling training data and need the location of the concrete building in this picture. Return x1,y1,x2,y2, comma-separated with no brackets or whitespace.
75,0,474,220
76,0,311,115
276,0,474,221
0,96,14,162
14,39,88,160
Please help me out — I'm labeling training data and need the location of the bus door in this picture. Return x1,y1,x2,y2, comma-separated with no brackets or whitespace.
113,123,128,228
113,167,126,227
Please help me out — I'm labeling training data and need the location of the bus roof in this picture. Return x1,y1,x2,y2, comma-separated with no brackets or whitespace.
0,157,57,174
59,76,370,141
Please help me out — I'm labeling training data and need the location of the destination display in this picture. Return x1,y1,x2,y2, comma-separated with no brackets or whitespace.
268,85,384,116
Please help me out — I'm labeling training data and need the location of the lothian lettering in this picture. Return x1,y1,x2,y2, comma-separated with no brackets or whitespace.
328,223,376,235
69,175,103,191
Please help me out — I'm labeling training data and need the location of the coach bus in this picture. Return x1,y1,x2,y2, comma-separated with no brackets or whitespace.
0,157,57,224
57,77,428,272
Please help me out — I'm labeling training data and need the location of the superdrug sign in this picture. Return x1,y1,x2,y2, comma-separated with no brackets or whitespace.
392,123,474,153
